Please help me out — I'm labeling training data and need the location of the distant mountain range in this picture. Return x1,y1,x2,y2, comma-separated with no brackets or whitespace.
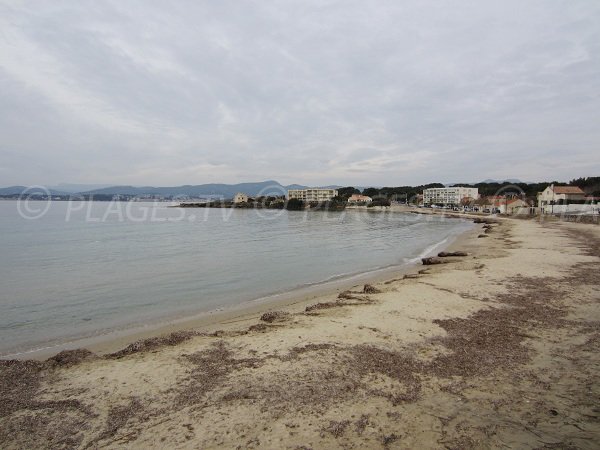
48,183,114,193
0,186,70,196
0,181,344,198
480,178,525,184
0,179,541,198
447,179,525,186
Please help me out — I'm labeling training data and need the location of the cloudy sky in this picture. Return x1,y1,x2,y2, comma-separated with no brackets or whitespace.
1,0,599,187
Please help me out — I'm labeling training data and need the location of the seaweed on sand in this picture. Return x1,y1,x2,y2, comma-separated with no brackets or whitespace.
108,330,200,358
321,420,351,438
354,414,370,435
47,349,96,367
178,341,262,406
338,290,358,299
0,359,92,448
429,276,568,378
0,359,46,418
305,301,341,312
260,311,289,323
351,345,424,404
363,284,381,294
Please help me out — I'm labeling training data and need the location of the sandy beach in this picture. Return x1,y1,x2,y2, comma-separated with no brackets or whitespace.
1,216,599,449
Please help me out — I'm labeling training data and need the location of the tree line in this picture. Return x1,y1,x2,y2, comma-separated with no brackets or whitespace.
334,178,600,203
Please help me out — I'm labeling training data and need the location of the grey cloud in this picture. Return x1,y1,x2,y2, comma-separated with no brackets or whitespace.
0,0,599,186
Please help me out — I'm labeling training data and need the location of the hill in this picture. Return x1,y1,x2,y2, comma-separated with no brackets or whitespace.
81,181,308,198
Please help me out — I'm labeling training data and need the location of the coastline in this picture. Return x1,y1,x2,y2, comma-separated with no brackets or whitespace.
8,215,479,360
2,216,600,448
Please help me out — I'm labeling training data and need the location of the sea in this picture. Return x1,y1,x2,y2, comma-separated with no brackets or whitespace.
0,200,473,357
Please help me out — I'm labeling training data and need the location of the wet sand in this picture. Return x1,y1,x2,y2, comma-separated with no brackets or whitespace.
1,217,599,449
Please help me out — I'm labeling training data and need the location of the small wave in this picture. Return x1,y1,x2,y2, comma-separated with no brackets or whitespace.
406,237,449,264
2,342,62,359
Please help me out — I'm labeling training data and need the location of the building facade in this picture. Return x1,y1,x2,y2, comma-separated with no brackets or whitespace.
493,198,531,215
423,187,479,206
233,192,249,204
347,194,372,204
287,188,338,202
537,184,585,211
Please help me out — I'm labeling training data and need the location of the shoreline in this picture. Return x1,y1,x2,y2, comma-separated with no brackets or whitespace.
5,217,480,360
2,216,599,448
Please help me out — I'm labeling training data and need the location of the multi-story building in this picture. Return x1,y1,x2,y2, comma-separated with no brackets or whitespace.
423,187,479,206
287,188,338,202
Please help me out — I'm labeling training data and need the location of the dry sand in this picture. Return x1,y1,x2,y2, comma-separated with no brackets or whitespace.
1,217,599,449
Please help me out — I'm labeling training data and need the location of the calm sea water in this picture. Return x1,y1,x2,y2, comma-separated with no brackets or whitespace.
0,201,472,356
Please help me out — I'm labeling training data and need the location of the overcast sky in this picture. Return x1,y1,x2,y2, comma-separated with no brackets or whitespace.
1,0,599,187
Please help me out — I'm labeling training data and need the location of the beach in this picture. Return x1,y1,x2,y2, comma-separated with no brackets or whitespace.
0,202,473,359
1,216,599,449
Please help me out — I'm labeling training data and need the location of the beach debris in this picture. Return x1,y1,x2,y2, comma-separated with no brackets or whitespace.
418,269,430,274
179,342,262,406
363,284,381,294
403,274,419,279
248,323,269,332
205,329,249,338
437,251,468,257
428,277,568,378
305,302,340,312
260,311,289,323
473,218,497,224
283,343,336,361
421,257,446,265
355,414,370,435
322,420,351,438
0,359,45,417
96,397,144,442
0,358,92,448
350,345,423,404
477,234,488,238
338,290,358,299
382,433,400,447
46,349,96,367
108,330,199,358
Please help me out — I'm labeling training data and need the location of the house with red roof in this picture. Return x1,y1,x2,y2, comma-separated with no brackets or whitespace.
537,184,586,212
347,194,372,204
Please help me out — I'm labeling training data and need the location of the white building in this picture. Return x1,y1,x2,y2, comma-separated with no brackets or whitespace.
287,188,338,202
492,198,531,215
233,192,249,204
537,184,585,212
423,187,479,206
347,194,372,204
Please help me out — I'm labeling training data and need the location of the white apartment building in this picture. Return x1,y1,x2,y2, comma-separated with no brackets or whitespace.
287,188,338,202
423,186,479,206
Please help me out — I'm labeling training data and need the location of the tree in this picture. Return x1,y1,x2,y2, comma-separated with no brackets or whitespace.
362,187,380,198
337,186,360,199
286,198,304,210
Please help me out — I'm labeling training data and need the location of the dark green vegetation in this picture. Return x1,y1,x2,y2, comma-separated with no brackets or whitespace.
340,177,599,204
569,176,600,196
